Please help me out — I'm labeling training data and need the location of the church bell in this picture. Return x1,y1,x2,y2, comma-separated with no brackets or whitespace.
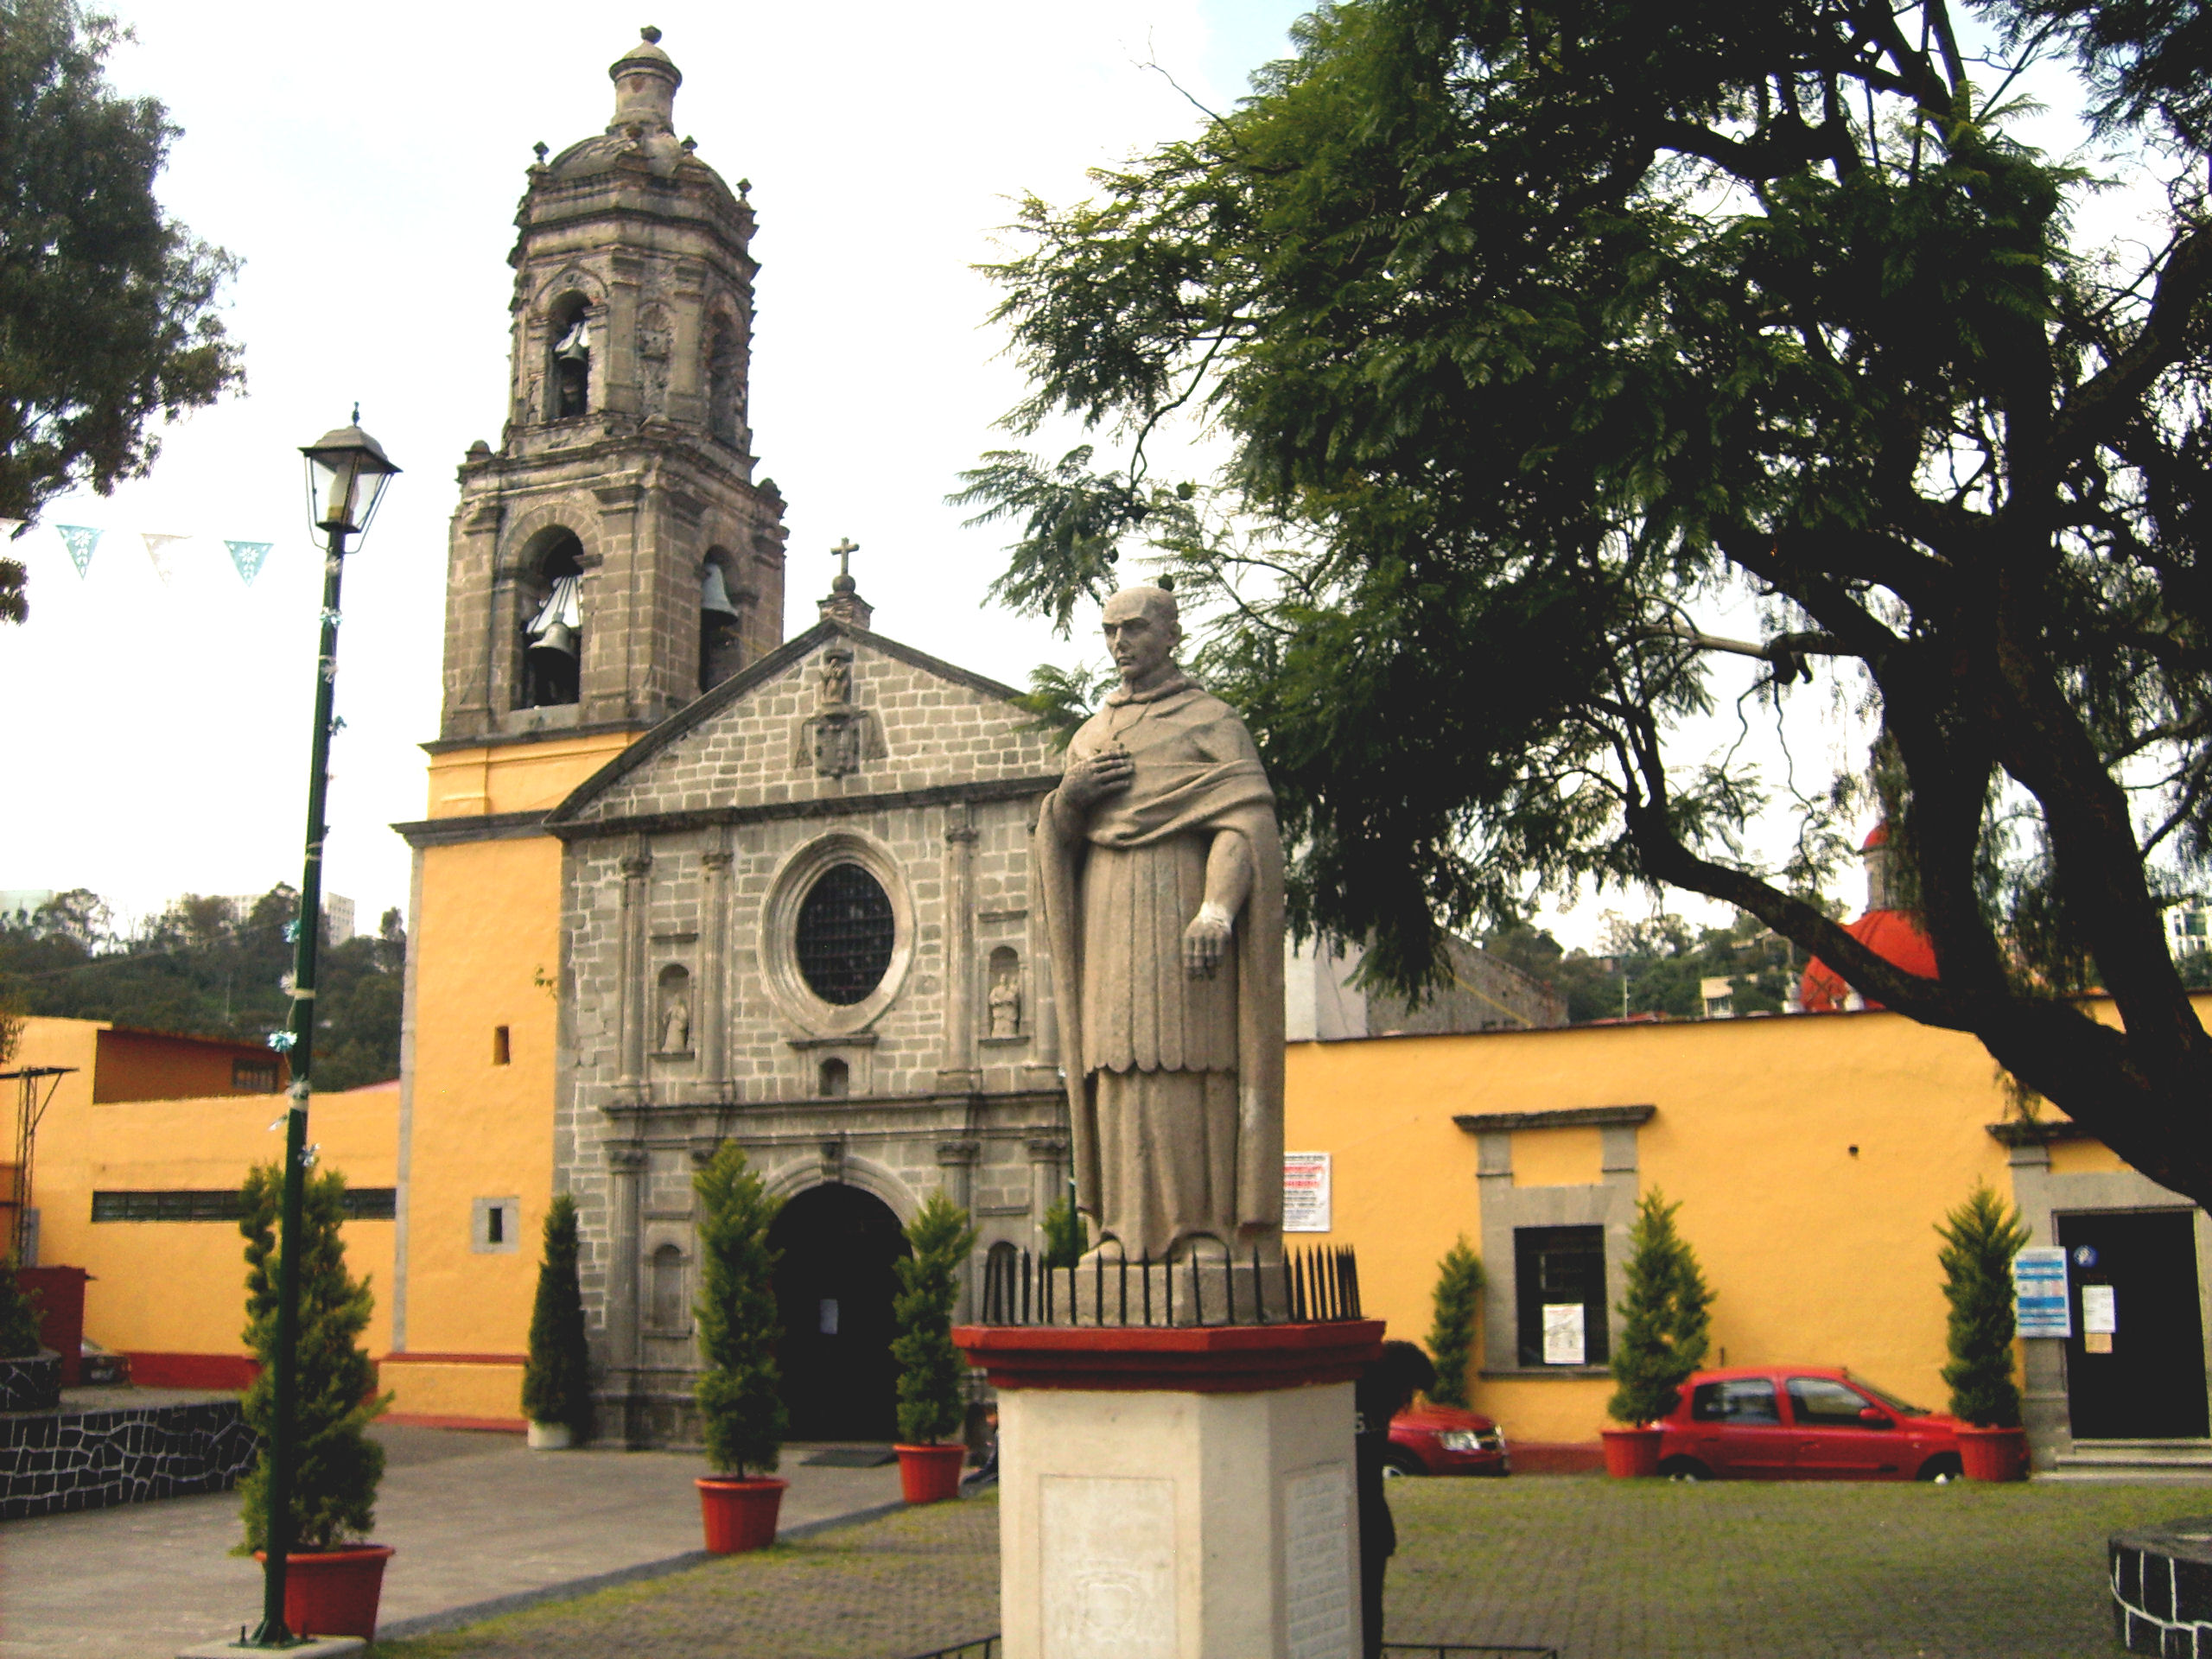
701,563,742,618
525,574,583,660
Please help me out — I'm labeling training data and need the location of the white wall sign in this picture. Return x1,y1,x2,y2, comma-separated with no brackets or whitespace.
2012,1246,2072,1338
1542,1301,1587,1366
1284,1152,1332,1233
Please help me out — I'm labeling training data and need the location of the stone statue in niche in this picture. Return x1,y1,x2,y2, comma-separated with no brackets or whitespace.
659,992,690,1054
988,974,1021,1039
792,641,885,779
1034,584,1285,1263
637,302,674,418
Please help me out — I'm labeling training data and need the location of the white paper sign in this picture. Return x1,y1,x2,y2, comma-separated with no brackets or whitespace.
2012,1246,2072,1338
1542,1301,1586,1366
2082,1283,2118,1336
818,1297,840,1336
1284,1152,1332,1233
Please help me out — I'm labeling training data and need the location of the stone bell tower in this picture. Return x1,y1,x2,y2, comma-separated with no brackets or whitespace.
437,27,787,744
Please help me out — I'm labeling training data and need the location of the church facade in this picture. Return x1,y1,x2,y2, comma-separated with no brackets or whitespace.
386,30,1070,1442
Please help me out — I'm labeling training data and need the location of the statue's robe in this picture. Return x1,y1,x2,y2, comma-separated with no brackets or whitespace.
1034,675,1285,1258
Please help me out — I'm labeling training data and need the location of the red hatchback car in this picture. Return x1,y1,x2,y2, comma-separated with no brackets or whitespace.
1655,1366,1964,1481
1386,1402,1511,1477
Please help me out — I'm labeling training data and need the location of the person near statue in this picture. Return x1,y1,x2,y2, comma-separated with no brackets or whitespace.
1034,583,1286,1263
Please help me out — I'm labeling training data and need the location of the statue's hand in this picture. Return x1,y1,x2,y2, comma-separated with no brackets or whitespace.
1184,902,1235,980
1061,743,1135,810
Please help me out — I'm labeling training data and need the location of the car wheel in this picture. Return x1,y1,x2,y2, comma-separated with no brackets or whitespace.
1657,1456,1712,1482
1916,1453,1963,1482
1382,1450,1424,1478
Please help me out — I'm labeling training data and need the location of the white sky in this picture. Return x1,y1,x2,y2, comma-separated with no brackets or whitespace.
0,5,2166,956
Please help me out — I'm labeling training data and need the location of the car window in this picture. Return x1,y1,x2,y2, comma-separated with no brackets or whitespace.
1690,1378,1780,1424
1848,1377,1929,1416
1788,1376,1878,1426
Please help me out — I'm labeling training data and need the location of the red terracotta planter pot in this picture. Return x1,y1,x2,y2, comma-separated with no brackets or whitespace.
896,1442,968,1504
696,1476,787,1553
1600,1426,1664,1478
1956,1423,2029,1482
251,1545,395,1639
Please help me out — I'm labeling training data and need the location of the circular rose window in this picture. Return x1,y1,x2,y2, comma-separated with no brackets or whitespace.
794,862,896,1006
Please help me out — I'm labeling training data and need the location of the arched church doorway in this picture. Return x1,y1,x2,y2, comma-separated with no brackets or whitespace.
768,1183,910,1440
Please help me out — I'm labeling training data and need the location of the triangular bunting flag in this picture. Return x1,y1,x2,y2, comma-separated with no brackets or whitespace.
142,532,190,584
226,540,273,584
57,525,101,576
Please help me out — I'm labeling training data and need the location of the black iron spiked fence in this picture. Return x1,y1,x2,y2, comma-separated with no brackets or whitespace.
977,1242,1363,1328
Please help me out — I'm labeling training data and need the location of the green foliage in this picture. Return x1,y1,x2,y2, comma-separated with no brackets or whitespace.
1040,1195,1087,1269
0,1252,43,1358
1014,661,1115,753
1936,1185,2032,1427
964,0,2212,1205
692,1142,785,1477
0,0,242,620
521,1193,591,1437
0,887,404,1090
893,1192,980,1446
1424,1236,1484,1407
1609,1192,1714,1426
237,1161,389,1554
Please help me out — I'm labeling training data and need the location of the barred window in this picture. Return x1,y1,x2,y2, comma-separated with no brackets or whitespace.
794,863,894,1006
93,1187,397,1223
232,1058,279,1093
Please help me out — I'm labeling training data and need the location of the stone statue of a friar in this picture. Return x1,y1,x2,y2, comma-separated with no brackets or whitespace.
1035,585,1286,1264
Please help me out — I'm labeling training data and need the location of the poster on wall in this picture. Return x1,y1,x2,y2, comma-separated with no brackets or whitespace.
2011,1246,2072,1338
1542,1302,1587,1366
2082,1283,2117,1351
1284,1152,1332,1232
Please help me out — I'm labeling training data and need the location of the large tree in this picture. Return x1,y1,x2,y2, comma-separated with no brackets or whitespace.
0,0,241,623
962,2,2212,1200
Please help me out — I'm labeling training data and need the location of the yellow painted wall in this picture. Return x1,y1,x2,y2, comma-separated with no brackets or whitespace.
391,730,635,1421
1284,1007,2109,1448
13,1017,397,1362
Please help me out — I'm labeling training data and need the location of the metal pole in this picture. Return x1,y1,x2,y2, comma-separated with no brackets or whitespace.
251,522,349,1646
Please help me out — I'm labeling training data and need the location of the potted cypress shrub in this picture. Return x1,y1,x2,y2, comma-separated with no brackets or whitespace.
892,1192,979,1503
237,1162,395,1639
1425,1236,1484,1407
1605,1190,1713,1478
1936,1184,2032,1481
691,1141,788,1552
522,1193,592,1449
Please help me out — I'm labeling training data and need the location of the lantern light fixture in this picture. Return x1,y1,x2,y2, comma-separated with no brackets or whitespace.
301,417,401,540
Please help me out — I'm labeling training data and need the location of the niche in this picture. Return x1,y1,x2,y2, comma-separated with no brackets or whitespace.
706,314,745,448
519,533,584,709
985,945,1022,1039
657,963,693,1055
818,1056,850,1097
649,1242,687,1332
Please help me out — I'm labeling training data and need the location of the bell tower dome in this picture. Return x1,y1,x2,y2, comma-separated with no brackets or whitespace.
437,27,787,743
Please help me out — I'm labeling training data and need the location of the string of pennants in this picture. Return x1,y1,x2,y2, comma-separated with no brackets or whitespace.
0,518,276,585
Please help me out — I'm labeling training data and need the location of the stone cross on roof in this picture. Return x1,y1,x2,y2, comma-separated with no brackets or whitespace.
818,537,873,629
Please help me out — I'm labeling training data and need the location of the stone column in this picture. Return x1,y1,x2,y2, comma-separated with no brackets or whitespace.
605,1141,649,1442
938,1140,982,1322
699,844,733,1096
1027,1136,1068,1254
938,803,981,1092
615,849,652,1100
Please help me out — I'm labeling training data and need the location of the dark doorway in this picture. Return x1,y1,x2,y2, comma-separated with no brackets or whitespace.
2059,1210,2209,1440
768,1183,910,1440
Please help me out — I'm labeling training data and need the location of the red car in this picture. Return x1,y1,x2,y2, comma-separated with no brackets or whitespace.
1386,1402,1511,1477
1655,1365,1964,1481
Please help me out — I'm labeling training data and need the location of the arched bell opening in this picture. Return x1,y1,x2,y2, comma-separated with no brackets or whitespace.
767,1182,911,1440
698,550,747,693
519,532,585,709
549,294,594,420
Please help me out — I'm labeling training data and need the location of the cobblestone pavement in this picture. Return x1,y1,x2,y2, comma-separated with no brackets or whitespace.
379,1475,2204,1659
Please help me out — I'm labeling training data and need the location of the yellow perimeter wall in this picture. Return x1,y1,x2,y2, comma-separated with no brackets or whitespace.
1284,1004,2139,1446
388,730,636,1423
14,1019,397,1369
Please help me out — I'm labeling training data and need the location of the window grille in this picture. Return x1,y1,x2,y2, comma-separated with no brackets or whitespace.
795,863,894,1005
93,1187,397,1223
1514,1224,1609,1366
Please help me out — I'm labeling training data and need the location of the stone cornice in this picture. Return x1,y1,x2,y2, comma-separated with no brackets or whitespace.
1452,1104,1656,1135
550,775,1058,844
391,809,550,849
1985,1118,2092,1147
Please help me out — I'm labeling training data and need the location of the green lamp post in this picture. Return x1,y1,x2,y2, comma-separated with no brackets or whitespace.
251,417,397,1647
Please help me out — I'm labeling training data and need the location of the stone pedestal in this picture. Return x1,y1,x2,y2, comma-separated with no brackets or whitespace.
958,1320,1385,1659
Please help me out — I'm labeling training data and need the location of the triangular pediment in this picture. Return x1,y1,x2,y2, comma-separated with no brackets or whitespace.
546,620,1057,830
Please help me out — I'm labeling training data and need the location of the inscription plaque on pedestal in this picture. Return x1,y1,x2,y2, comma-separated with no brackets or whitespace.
1041,1474,1176,1659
